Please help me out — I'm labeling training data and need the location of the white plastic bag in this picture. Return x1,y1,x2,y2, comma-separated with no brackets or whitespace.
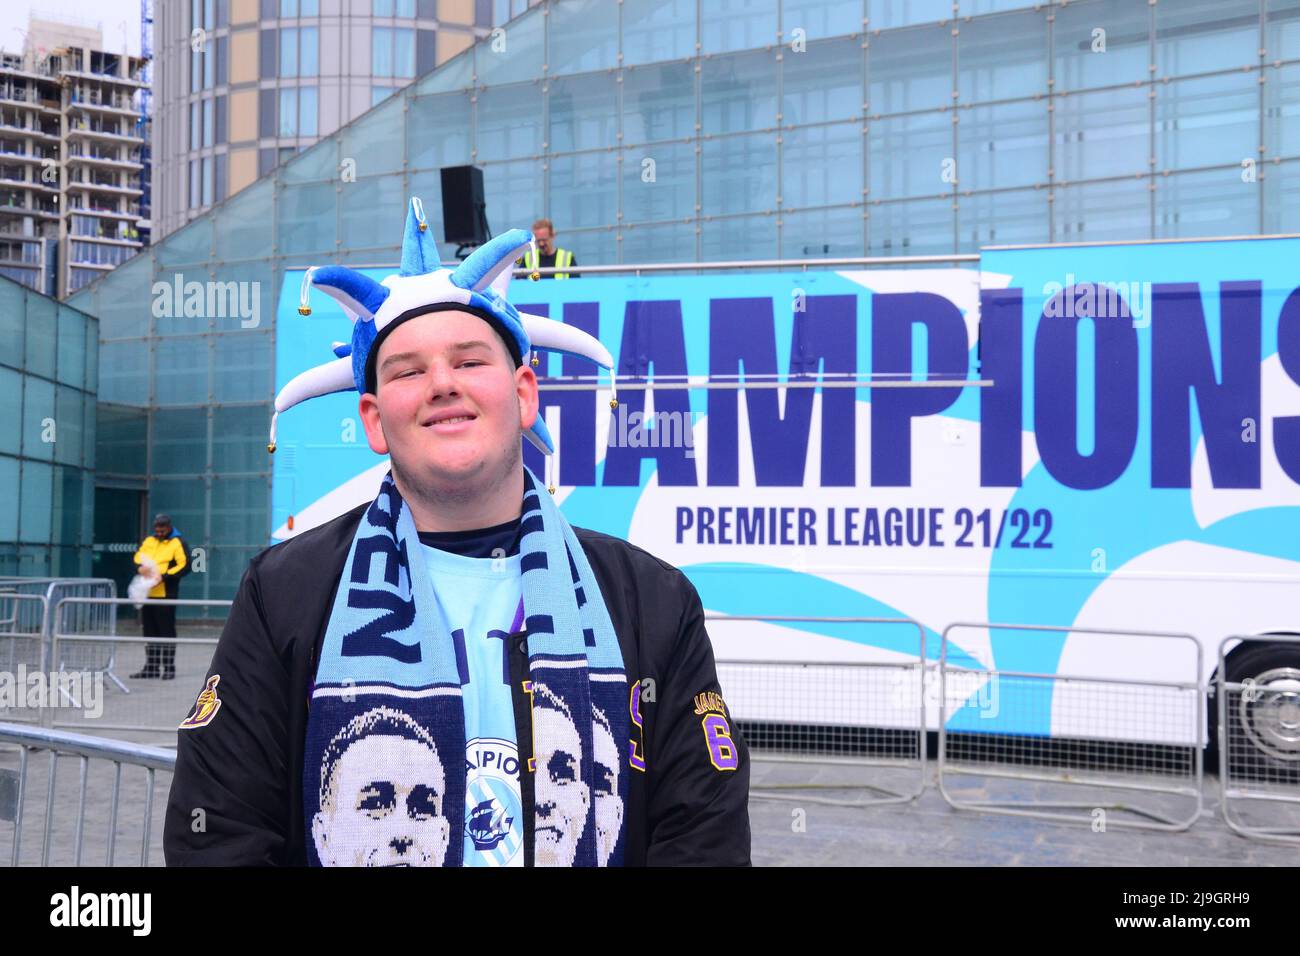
129,556,162,610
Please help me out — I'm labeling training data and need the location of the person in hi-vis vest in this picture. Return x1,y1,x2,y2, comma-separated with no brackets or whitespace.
516,218,579,279
131,513,188,679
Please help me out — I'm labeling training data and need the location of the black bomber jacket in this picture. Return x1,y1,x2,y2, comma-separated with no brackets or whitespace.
162,500,752,866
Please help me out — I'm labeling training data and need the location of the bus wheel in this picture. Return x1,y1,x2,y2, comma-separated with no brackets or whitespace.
1221,642,1300,783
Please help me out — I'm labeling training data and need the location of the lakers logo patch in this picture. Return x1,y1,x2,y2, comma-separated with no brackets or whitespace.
180,674,223,730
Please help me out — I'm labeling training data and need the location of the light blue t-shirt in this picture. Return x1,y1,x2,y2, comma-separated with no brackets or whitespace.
420,542,524,867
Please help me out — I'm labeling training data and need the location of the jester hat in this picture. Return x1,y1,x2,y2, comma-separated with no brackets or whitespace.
269,196,616,458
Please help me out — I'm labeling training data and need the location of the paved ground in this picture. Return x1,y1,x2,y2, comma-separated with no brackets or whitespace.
2,626,1298,866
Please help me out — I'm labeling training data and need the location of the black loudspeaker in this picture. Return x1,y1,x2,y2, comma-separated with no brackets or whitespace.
440,165,488,248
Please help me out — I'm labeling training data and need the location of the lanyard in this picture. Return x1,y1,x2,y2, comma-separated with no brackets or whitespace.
510,595,525,636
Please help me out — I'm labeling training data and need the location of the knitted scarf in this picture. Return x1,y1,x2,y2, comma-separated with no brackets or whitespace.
303,466,629,867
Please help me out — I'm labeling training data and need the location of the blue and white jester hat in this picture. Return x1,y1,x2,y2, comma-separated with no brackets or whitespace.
269,197,616,459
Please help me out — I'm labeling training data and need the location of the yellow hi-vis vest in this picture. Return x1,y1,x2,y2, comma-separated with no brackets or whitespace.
132,535,187,599
523,247,573,279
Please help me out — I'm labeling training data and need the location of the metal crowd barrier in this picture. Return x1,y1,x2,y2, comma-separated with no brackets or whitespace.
710,614,927,807
50,597,229,738
937,622,1204,832
0,578,118,681
0,722,175,867
0,593,49,725
1217,634,1300,845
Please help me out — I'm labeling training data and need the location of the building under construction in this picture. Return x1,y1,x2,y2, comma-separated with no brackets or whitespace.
0,15,148,298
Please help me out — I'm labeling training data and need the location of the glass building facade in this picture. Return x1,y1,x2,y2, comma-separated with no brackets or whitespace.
0,276,98,577
70,0,1300,606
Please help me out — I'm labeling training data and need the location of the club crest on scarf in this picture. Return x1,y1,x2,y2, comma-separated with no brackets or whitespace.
295,198,629,867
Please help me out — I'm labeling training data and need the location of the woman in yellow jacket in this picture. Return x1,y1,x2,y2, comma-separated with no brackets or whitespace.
132,513,188,679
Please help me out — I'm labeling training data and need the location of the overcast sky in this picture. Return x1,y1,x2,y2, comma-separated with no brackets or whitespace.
0,1,144,58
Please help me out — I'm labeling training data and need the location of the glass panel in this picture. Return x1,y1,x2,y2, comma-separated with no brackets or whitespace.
147,478,207,546
548,74,618,153
81,391,95,471
702,132,778,216
1157,0,1260,77
1053,176,1151,243
623,0,695,67
19,460,52,544
701,50,778,134
1055,84,1150,181
156,216,213,265
154,335,210,406
301,26,319,76
214,178,274,260
84,313,98,393
1264,63,1300,159
22,375,56,460
1266,0,1300,61
51,466,83,552
211,475,269,544
24,292,56,380
280,26,298,76
0,456,15,540
867,22,952,115
1053,0,1150,92
276,181,337,254
957,187,1050,249
95,405,148,476
702,0,777,55
869,110,951,201
57,306,88,387
393,28,415,77
482,159,544,233
410,91,473,168
0,367,20,454
956,99,1048,191
98,340,150,405
620,221,696,264
701,213,776,260
782,121,862,208
0,280,23,362
782,36,862,126
1155,167,1259,239
372,27,393,77
475,82,543,161
279,88,299,135
474,8,543,86
780,205,864,259
338,97,405,177
281,136,337,183
213,404,273,473
300,86,318,136
54,385,84,466
416,45,474,93
622,61,696,145
205,263,275,335
153,406,209,474
622,142,695,223
1263,158,1300,233
868,0,954,30
957,8,1048,103
549,0,618,75
549,152,619,229
339,175,405,250
153,266,213,336
1157,71,1259,171
866,197,954,255
782,0,861,40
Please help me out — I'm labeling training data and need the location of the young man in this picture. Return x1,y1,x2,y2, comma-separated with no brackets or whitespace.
163,198,750,867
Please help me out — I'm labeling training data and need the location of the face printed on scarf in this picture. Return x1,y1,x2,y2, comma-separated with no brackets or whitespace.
359,309,539,492
312,733,452,867
533,700,590,866
592,710,623,867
